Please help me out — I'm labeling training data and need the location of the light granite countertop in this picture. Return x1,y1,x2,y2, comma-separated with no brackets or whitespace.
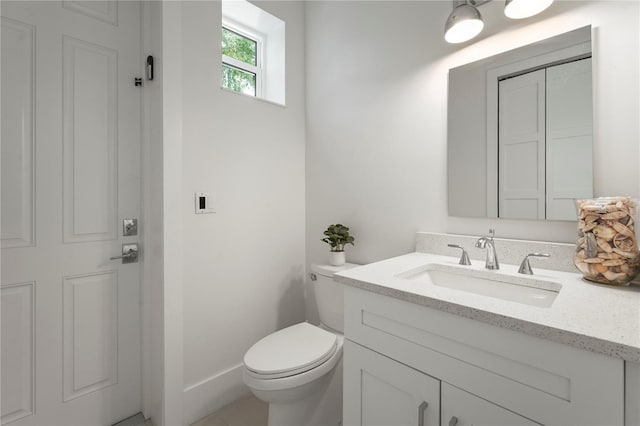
335,251,640,363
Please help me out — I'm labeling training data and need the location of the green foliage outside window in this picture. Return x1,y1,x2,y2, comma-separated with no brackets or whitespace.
222,27,258,95
222,64,256,96
222,27,257,65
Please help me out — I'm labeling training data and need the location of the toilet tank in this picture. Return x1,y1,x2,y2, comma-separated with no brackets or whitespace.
310,263,360,333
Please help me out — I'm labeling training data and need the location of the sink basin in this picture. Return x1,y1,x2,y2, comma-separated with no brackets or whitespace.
396,264,561,308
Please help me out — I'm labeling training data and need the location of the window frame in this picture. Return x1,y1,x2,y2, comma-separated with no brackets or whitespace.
221,20,265,98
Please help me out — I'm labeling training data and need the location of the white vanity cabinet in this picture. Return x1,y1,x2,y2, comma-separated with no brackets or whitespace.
342,286,626,426
344,340,539,426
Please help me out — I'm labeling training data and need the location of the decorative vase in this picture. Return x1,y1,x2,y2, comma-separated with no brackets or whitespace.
574,197,639,286
329,251,346,266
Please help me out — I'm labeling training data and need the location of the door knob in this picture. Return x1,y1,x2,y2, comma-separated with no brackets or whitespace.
110,243,138,264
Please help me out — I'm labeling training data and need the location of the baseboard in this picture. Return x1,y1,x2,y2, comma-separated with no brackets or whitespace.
182,363,251,425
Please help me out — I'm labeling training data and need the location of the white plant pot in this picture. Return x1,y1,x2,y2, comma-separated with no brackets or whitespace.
329,251,346,266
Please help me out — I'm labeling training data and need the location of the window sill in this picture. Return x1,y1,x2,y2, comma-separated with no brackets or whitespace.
220,86,286,108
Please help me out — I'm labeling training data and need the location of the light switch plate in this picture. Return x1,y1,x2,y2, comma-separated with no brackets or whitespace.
195,192,215,214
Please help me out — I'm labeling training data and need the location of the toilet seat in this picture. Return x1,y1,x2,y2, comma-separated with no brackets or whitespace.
244,322,338,379
243,323,344,393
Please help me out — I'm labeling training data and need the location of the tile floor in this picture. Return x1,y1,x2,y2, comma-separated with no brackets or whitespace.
190,394,268,426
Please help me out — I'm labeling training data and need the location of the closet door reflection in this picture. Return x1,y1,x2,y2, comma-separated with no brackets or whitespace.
498,69,546,220
497,58,592,220
546,58,593,220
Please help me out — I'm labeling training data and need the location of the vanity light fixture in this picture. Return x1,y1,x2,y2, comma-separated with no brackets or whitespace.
444,0,554,43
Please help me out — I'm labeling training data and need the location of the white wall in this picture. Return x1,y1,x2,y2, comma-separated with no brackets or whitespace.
177,1,306,424
305,1,639,290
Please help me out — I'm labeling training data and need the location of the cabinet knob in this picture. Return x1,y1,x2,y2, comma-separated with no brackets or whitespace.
449,416,459,426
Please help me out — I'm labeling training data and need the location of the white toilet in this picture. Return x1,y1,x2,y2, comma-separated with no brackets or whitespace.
243,263,359,426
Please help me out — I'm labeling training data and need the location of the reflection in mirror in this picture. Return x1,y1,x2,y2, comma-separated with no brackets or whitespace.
448,26,592,221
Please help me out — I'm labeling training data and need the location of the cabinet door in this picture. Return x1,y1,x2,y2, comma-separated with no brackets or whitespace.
441,383,541,426
344,340,440,426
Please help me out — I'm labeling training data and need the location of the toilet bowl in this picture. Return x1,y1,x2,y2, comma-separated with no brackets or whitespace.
242,263,359,426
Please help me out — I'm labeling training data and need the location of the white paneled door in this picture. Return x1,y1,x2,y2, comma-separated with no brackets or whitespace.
546,58,593,221
498,69,546,220
1,1,142,425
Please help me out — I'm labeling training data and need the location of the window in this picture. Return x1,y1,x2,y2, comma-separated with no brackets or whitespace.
221,0,285,105
221,25,262,97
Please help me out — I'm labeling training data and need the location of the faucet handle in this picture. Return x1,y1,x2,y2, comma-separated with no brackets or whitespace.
448,244,471,265
518,253,550,275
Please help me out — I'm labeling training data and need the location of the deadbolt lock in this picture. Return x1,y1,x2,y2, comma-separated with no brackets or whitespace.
123,219,138,236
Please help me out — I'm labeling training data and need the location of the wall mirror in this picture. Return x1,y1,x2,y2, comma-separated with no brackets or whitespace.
447,26,592,221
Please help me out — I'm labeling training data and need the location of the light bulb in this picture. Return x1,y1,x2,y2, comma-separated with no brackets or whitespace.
504,0,554,19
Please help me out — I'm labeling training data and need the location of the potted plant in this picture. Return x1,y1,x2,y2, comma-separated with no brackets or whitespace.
322,224,355,266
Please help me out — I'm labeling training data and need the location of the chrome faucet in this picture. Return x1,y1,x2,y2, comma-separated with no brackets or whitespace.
475,229,499,270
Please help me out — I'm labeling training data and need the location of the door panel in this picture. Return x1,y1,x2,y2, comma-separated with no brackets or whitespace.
62,1,119,26
63,36,119,243
442,383,540,426
546,58,593,221
344,340,440,426
498,69,546,220
63,271,119,402
1,1,142,424
0,17,36,249
0,282,35,424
